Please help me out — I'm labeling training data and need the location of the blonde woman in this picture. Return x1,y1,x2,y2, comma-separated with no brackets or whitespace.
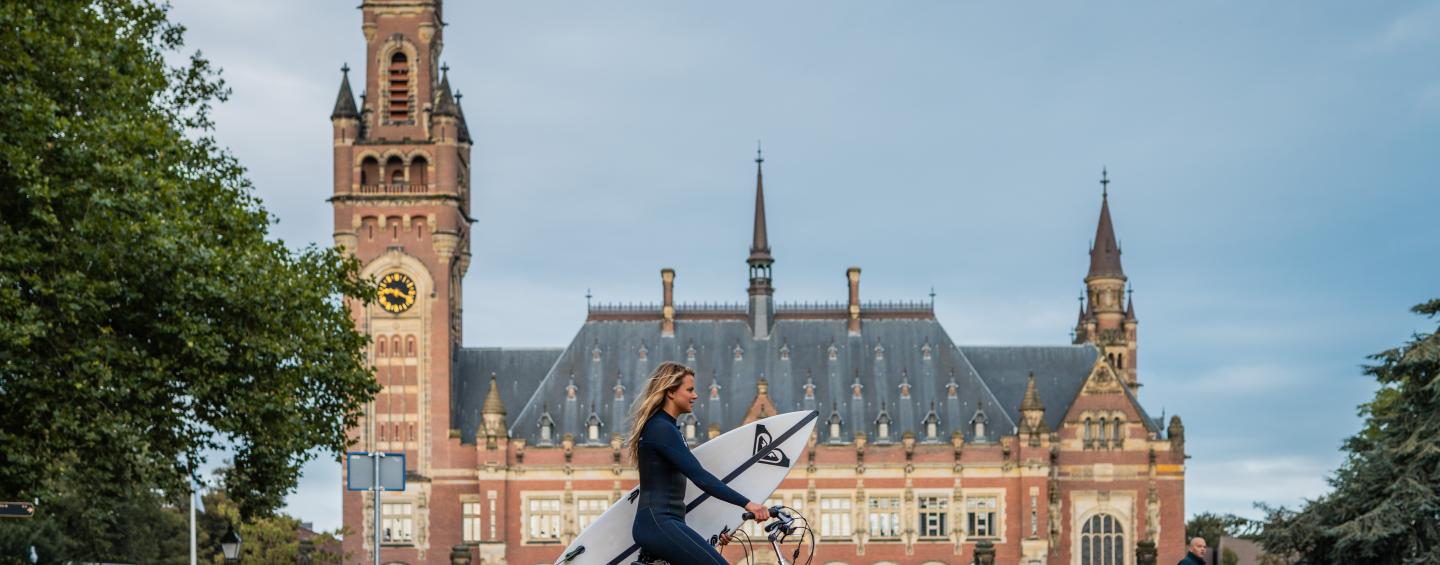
627,361,769,564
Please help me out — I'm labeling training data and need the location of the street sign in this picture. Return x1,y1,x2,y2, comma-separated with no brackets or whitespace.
0,502,35,518
346,452,406,491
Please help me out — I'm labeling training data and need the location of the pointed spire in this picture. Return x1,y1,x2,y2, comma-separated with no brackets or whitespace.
330,64,359,120
433,66,459,118
748,142,772,265
1021,372,1044,412
1125,285,1137,322
1087,168,1126,279
482,373,506,416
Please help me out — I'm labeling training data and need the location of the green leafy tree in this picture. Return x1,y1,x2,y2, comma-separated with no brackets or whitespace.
1187,511,1262,545
1221,547,1239,565
0,0,377,560
1258,299,1440,564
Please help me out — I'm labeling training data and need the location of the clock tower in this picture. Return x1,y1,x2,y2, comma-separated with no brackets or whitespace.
330,0,472,559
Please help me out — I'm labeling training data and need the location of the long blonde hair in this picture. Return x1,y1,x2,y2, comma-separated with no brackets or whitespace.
626,361,695,463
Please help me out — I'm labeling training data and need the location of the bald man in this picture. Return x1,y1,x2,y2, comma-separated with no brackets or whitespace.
1178,537,1207,565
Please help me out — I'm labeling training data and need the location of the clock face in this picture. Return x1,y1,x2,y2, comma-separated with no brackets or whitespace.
378,272,418,314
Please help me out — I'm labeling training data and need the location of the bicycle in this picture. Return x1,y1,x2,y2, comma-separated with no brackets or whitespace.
630,506,816,565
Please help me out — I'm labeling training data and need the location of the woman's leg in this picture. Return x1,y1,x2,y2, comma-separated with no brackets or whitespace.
633,509,728,565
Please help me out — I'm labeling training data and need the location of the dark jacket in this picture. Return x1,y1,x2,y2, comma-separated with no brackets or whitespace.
635,411,750,518
1178,551,1206,565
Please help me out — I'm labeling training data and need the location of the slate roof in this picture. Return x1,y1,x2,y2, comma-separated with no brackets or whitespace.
453,347,563,444
459,314,1117,447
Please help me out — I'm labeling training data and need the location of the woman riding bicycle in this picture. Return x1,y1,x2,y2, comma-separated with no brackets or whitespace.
626,362,770,564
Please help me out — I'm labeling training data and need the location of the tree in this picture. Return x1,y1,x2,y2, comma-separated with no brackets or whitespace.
0,0,377,559
1258,299,1440,564
1186,511,1261,545
1221,547,1239,565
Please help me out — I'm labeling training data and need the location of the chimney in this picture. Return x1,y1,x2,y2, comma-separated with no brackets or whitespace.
847,267,861,335
661,268,676,337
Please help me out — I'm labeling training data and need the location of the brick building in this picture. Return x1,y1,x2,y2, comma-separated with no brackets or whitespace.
330,2,1187,564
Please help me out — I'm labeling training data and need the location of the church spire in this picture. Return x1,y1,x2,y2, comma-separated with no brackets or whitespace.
749,144,772,264
746,144,775,339
330,64,359,120
1087,168,1125,280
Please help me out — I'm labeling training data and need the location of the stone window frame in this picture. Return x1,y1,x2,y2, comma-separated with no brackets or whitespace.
914,491,950,540
380,500,416,546
963,489,1006,542
520,494,563,545
817,492,854,541
460,497,482,544
865,492,903,541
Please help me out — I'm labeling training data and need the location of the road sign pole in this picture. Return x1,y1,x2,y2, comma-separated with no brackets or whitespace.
373,451,382,565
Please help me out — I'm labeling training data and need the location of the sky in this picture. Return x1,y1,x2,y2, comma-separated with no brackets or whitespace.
165,0,1440,532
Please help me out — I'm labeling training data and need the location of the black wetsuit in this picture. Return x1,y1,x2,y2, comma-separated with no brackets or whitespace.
632,411,749,565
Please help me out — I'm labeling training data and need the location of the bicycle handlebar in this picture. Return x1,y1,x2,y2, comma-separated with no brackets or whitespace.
740,505,785,521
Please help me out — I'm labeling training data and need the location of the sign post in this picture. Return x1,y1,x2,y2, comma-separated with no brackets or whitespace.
347,452,405,565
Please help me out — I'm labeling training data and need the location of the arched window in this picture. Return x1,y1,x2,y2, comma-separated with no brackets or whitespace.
875,411,891,441
828,412,843,443
377,336,387,357
406,336,416,357
360,156,380,189
923,407,939,441
1097,416,1108,446
1084,417,1094,448
388,52,410,121
1112,418,1123,447
408,156,428,190
1080,513,1125,565
970,410,988,442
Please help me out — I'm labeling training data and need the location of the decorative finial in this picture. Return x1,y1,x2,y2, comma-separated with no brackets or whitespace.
442,62,450,74
341,63,350,75
455,90,463,102
1127,284,1134,300
1100,166,1110,198
585,288,592,309
755,140,763,164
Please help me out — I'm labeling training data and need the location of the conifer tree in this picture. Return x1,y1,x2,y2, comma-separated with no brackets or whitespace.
1259,299,1440,563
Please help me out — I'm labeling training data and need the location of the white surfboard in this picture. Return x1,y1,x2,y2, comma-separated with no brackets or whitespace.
555,410,819,565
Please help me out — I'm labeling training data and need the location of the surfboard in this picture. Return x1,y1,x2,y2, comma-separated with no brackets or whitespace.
554,410,819,565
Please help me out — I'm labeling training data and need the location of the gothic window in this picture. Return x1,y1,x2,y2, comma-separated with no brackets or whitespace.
1084,417,1095,448
377,336,387,357
391,336,402,357
1112,417,1124,447
405,335,416,357
537,412,555,445
1097,416,1108,445
387,52,411,121
1080,513,1125,565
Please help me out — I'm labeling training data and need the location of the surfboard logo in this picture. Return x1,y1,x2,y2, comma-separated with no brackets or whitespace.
752,424,791,467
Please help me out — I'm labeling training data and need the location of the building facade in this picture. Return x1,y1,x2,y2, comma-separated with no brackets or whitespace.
331,2,1186,564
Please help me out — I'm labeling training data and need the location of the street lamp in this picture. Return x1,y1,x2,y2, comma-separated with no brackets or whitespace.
220,523,242,563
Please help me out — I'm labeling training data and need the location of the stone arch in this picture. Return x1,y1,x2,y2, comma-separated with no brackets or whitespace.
1074,507,1133,565
362,249,435,317
376,36,419,122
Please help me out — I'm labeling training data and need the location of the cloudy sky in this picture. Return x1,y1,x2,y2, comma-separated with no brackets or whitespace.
166,1,1440,532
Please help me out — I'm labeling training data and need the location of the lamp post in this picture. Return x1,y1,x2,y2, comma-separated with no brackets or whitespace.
220,524,242,563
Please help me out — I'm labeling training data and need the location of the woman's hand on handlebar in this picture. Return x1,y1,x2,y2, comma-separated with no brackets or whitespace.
744,501,770,521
